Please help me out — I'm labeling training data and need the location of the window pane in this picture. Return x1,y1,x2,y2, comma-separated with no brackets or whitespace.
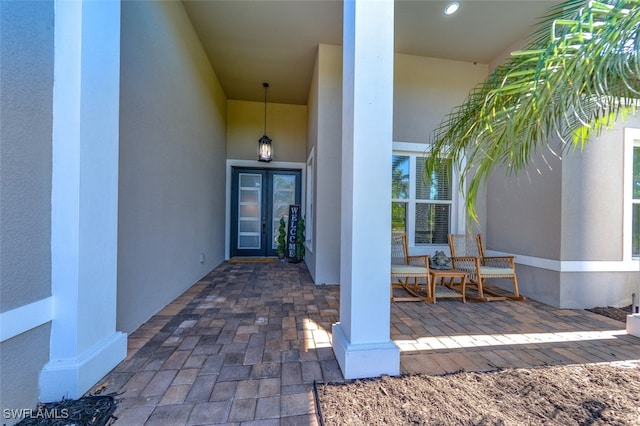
634,147,640,199
416,157,451,201
239,174,261,188
239,235,260,249
239,204,259,218
240,190,259,204
392,202,407,233
239,221,260,233
634,203,640,256
415,203,450,244
392,155,409,199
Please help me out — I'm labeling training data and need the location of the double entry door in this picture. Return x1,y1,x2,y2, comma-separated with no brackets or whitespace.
230,168,301,257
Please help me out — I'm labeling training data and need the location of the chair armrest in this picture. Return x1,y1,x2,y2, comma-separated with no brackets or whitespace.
407,254,429,269
482,256,515,268
450,256,481,270
450,255,479,262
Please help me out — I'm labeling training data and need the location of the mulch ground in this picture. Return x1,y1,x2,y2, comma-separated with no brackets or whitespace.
15,394,116,426
316,305,640,426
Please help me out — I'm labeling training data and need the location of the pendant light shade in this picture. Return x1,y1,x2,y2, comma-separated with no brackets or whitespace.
258,82,273,162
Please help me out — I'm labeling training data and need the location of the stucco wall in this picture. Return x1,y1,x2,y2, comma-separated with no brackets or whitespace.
117,0,227,334
305,44,342,285
560,271,637,308
561,133,624,260
0,0,54,419
393,54,488,143
486,147,563,258
485,115,640,308
561,118,640,260
0,324,51,424
0,0,53,312
226,100,307,163
305,47,488,284
305,48,321,280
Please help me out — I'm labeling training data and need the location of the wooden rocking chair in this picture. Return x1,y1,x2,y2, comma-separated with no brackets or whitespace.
448,233,524,301
390,232,433,302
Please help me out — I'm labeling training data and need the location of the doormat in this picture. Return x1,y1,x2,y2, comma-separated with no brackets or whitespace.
229,257,276,264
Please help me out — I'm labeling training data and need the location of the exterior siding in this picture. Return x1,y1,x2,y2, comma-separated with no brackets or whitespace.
226,100,307,163
117,0,227,334
0,0,53,311
486,145,563,259
305,44,343,285
485,116,640,308
0,0,54,419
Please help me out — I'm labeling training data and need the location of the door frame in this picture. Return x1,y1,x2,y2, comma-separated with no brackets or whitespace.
225,159,306,259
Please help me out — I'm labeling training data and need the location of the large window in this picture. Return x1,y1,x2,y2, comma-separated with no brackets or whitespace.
624,128,640,259
392,146,458,247
633,146,640,256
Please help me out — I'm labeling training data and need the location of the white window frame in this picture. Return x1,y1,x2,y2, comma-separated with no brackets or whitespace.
305,148,314,252
623,128,640,261
393,142,465,256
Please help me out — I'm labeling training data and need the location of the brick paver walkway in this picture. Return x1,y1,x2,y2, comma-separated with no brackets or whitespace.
96,261,640,425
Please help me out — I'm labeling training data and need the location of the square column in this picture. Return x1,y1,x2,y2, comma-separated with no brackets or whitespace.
332,0,399,379
39,0,126,401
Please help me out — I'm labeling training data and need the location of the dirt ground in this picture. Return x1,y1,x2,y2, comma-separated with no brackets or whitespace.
316,306,640,426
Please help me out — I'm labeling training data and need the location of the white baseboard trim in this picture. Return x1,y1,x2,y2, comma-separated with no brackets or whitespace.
39,331,127,402
486,250,640,273
332,322,400,380
0,297,53,343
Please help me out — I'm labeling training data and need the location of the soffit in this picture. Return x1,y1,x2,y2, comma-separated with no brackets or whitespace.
182,0,562,105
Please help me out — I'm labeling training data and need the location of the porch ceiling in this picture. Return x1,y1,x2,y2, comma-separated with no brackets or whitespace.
182,0,562,105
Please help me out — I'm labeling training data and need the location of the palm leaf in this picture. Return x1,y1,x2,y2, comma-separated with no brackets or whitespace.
426,0,640,223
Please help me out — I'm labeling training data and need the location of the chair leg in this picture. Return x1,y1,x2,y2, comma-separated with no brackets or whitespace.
391,277,428,302
477,277,485,300
509,275,525,301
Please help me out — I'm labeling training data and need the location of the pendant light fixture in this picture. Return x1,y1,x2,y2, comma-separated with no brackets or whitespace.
258,82,273,162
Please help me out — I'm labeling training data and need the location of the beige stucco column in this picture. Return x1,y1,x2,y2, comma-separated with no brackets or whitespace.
332,0,400,379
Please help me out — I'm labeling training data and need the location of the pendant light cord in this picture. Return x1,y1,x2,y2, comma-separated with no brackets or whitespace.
263,82,269,135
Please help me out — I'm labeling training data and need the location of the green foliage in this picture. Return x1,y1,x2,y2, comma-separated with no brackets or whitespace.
296,218,305,260
426,0,640,223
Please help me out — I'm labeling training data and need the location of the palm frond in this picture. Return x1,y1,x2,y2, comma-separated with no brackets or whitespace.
426,0,640,223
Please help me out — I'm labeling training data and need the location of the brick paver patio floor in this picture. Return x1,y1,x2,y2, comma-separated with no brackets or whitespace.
96,261,640,425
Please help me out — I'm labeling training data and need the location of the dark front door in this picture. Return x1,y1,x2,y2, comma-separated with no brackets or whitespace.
230,168,301,257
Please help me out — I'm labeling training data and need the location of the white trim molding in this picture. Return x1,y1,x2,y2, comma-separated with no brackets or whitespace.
40,331,127,402
332,322,400,379
487,250,640,272
305,148,315,253
225,159,306,259
0,297,53,342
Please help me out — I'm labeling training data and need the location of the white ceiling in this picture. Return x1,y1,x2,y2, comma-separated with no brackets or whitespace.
182,0,562,105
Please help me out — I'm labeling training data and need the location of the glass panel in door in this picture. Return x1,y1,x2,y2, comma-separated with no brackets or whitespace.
237,173,262,250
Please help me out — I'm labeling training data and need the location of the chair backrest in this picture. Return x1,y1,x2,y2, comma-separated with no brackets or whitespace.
448,234,481,258
391,232,408,265
475,233,488,259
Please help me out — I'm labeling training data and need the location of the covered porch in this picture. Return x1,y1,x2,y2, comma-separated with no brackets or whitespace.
99,261,640,424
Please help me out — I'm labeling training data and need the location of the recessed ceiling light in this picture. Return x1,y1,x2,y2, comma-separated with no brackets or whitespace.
444,1,460,15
